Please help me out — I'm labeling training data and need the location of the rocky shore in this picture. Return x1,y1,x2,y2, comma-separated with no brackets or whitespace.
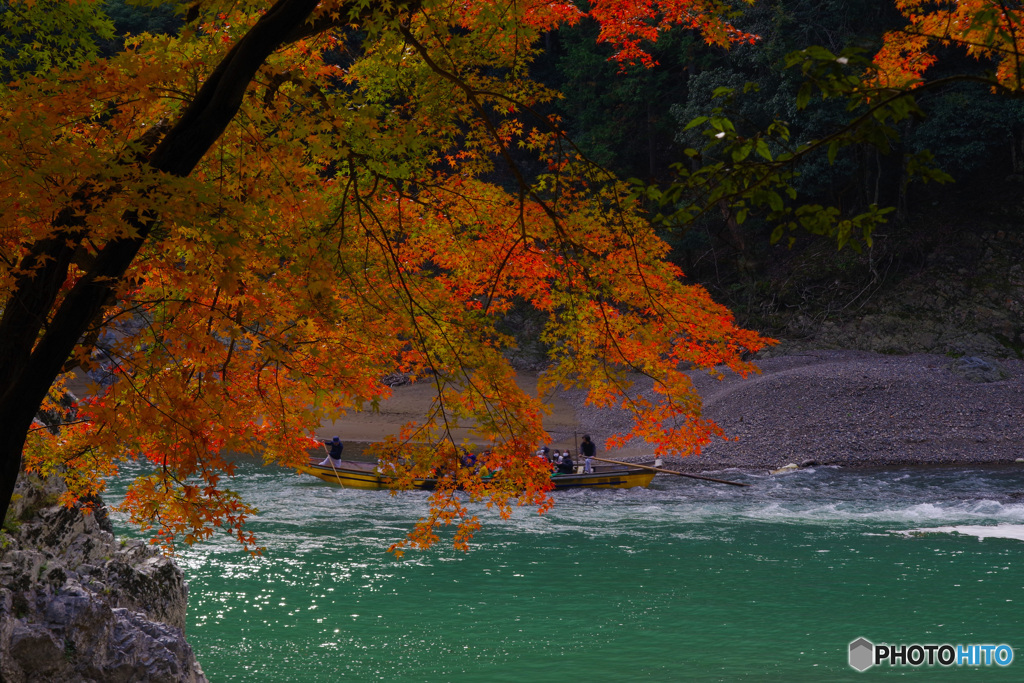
0,475,206,683
564,349,1024,474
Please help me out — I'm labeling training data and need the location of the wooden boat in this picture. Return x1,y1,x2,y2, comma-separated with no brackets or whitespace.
295,458,657,490
548,464,656,490
296,459,436,490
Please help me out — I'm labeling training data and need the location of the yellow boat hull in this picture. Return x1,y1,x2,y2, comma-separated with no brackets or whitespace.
295,461,435,490
296,460,655,490
550,468,656,490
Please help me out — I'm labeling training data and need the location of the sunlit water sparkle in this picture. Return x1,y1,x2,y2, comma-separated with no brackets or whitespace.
105,463,1024,681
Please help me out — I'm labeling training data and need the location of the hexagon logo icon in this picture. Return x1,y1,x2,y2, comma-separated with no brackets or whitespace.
849,637,874,672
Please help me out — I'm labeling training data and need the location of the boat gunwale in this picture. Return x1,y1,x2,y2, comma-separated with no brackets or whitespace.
296,458,655,490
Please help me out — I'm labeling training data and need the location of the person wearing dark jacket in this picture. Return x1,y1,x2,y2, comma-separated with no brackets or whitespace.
320,436,344,466
580,434,596,474
557,450,575,474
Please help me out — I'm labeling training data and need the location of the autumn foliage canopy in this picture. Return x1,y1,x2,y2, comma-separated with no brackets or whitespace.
872,0,1024,91
5,0,1016,554
0,0,768,552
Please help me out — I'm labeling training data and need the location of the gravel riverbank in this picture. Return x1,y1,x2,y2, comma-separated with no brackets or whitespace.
563,350,1024,474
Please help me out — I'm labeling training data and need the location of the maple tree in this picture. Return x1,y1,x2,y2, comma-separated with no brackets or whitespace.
0,0,766,553
872,0,1024,91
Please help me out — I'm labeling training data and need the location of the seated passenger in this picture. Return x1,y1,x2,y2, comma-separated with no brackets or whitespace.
557,450,574,474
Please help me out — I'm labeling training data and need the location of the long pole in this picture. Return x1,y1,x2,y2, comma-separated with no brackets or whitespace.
573,431,580,474
322,442,342,483
592,456,750,487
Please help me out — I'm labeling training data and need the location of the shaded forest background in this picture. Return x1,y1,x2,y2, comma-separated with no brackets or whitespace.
107,0,1024,360
540,0,1024,360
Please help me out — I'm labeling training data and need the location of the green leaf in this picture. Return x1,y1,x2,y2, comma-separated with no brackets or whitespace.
684,116,709,131
731,143,752,163
827,141,839,165
796,83,812,110
755,139,772,161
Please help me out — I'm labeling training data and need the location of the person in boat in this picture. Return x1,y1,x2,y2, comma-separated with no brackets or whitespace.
478,449,496,477
580,434,596,474
557,449,575,474
319,436,344,467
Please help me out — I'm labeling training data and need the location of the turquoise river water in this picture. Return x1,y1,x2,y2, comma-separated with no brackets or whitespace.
108,463,1024,681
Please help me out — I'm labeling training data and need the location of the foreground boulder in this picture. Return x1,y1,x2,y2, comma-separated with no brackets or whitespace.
0,475,206,683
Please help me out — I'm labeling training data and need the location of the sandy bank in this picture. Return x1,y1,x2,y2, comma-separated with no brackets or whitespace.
320,350,1024,473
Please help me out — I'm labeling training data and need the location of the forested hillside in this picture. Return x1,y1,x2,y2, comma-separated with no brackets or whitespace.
535,0,1024,358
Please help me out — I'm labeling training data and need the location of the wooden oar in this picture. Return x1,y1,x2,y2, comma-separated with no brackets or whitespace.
592,456,750,487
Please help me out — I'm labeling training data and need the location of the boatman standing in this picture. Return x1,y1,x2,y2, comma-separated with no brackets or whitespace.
580,434,596,474
320,436,344,467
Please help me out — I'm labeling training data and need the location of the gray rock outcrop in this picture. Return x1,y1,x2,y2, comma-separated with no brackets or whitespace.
949,355,1010,383
0,475,206,683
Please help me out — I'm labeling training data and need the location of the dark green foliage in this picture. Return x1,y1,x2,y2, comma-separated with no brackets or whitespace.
0,0,115,79
543,19,699,180
100,0,183,54
103,0,182,35
531,0,1024,351
907,83,1024,178
545,0,1020,245
669,2,908,212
